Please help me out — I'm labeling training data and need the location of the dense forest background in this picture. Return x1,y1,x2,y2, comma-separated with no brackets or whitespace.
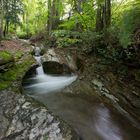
0,0,140,66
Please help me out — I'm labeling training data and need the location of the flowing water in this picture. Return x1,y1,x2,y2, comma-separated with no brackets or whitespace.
23,55,140,140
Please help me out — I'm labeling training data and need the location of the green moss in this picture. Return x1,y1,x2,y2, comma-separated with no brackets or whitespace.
0,81,10,89
43,136,48,140
15,51,23,59
0,51,13,61
0,55,35,90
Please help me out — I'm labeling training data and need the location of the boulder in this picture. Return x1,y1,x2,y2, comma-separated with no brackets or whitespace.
0,51,14,72
43,61,72,74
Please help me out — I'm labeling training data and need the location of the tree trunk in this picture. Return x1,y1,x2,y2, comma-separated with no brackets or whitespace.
96,2,103,32
47,0,52,34
0,0,4,37
47,0,61,33
74,0,86,31
4,0,9,36
106,0,111,27
14,0,17,32
96,0,111,31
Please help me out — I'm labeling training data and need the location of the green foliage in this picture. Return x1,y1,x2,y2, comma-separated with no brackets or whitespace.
119,10,139,48
53,30,80,38
116,0,140,48
0,51,13,62
59,4,96,31
51,30,82,48
59,19,76,30
80,31,103,52
16,0,48,38
17,31,28,39
15,51,23,59
17,31,27,39
47,29,103,49
57,37,81,48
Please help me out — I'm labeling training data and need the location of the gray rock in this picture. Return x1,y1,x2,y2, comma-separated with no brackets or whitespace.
0,90,79,140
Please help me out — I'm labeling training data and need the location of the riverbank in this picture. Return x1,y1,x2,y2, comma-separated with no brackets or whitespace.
0,39,79,140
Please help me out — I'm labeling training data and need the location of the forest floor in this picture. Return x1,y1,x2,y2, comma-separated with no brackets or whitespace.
0,39,29,52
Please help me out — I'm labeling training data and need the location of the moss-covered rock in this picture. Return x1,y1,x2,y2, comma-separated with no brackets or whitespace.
0,55,35,90
0,51,14,65
0,51,14,72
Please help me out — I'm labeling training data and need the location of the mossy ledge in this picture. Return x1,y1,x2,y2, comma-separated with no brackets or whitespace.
0,54,36,91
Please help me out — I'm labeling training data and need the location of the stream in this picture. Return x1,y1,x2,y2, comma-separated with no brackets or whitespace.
23,55,140,140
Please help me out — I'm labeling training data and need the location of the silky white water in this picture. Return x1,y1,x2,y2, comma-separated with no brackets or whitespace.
34,56,44,75
24,56,77,94
24,74,77,94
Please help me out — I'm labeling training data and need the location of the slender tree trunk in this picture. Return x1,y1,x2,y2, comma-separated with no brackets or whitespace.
4,0,9,36
96,3,103,32
51,0,56,30
14,0,17,32
47,0,60,33
106,0,111,27
47,0,52,34
0,0,4,37
96,0,111,31
55,0,60,28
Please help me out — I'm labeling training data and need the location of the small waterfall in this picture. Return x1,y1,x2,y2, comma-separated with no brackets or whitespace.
34,47,44,75
35,47,41,56
35,56,44,75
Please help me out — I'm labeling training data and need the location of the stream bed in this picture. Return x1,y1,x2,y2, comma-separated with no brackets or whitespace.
23,56,140,140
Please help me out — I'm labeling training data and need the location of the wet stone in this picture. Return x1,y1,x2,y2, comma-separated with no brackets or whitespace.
92,78,119,102
0,89,78,140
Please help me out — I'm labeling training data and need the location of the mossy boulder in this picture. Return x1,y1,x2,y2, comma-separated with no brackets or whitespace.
0,51,14,72
0,51,14,64
0,55,35,90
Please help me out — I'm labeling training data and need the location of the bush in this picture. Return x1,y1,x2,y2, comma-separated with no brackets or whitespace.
56,38,82,48
17,31,29,39
119,2,140,49
45,30,82,48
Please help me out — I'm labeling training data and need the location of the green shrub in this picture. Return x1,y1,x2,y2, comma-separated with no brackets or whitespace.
119,2,140,49
17,31,28,39
45,30,82,48
57,37,82,48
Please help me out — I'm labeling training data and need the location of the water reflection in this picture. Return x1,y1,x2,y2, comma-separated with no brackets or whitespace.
95,105,122,140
